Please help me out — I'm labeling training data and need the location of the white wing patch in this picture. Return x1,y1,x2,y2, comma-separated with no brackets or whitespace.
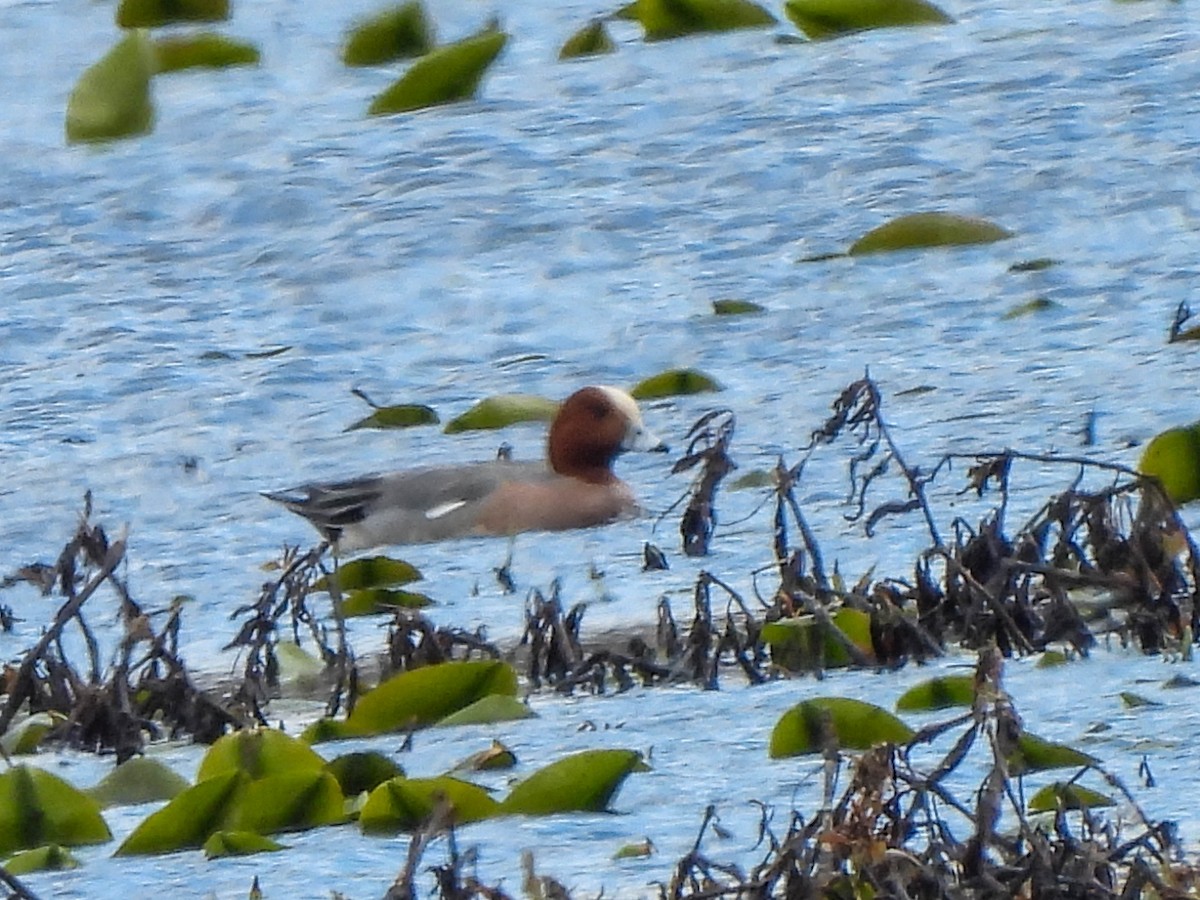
425,500,468,520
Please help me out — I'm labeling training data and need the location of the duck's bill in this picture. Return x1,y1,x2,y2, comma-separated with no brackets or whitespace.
623,426,669,454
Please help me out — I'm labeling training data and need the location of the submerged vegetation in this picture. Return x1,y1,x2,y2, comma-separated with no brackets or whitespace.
1,376,1196,894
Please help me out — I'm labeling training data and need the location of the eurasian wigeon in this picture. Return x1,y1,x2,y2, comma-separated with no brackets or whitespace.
263,386,668,552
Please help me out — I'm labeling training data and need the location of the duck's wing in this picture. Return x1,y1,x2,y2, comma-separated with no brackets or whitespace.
263,460,550,549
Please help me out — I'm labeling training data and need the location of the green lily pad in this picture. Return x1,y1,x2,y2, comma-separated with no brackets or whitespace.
619,0,776,40
1119,691,1161,709
712,299,765,316
760,608,874,671
630,368,722,400
613,839,655,859
116,0,229,27
309,660,518,742
338,588,435,617
347,404,440,431
152,33,260,73
848,213,1012,256
769,698,914,758
343,1,435,66
315,556,423,592
1139,423,1200,505
116,771,242,855
500,749,648,816
369,27,509,116
443,393,558,433
1027,782,1115,813
1008,257,1058,272
730,469,775,490
784,0,950,39
436,695,535,727
65,31,156,144
451,741,518,773
895,674,975,712
1037,650,1069,668
1002,297,1058,320
87,757,191,808
0,712,64,756
223,771,346,834
202,830,285,859
325,752,406,797
0,767,111,855
2,844,81,875
559,20,617,59
360,776,500,832
274,641,326,688
1007,733,1097,776
197,728,328,783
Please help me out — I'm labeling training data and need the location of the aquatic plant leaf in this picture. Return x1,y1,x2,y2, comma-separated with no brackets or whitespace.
347,404,440,431
2,844,80,875
895,674,975,712
622,0,777,40
436,695,535,727
783,0,950,39
65,31,156,144
337,660,519,739
1002,297,1058,319
760,609,874,671
116,0,229,27
613,839,655,859
0,767,112,855
1007,733,1097,775
559,20,617,59
152,33,259,73
197,728,328,783
87,757,191,808
1027,782,1115,813
315,556,423,592
713,299,765,315
1009,257,1058,272
630,369,723,400
0,712,65,756
848,213,1012,256
223,771,346,834
343,1,435,66
274,641,325,688
325,752,405,797
443,393,558,433
500,749,648,815
116,772,242,855
338,587,434,617
451,740,518,773
769,698,914,758
1037,650,1069,668
368,28,509,116
202,830,285,858
301,718,355,744
730,469,775,490
1138,423,1200,505
360,776,499,832
1119,691,1161,709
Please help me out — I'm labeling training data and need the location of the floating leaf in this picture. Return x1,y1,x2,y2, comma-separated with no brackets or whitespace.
895,675,975,712
1002,297,1058,320
360,776,499,832
1009,257,1058,272
620,0,776,40
559,20,617,59
202,830,285,859
1119,691,1161,709
451,740,518,773
116,0,228,27
443,393,558,433
1138,423,1200,505
0,712,65,756
88,757,190,808
325,752,405,797
713,299,765,316
326,660,519,741
65,31,156,144
0,766,111,855
1007,733,1097,775
117,772,242,855
315,556,423,592
197,728,328,783
368,28,509,116
347,404,440,431
769,698,914,758
760,609,874,671
630,369,722,400
848,213,1012,256
338,588,434,617
274,641,325,688
1037,649,1069,668
2,844,81,875
436,695,535,727
730,469,775,490
613,838,655,859
783,0,950,39
152,33,259,73
343,1,435,66
1027,782,1115,813
500,749,648,816
223,771,346,834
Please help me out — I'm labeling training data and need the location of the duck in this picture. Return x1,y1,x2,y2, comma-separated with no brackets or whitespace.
263,385,668,552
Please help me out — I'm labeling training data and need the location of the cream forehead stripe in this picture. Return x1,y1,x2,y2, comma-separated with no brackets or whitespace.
595,385,645,426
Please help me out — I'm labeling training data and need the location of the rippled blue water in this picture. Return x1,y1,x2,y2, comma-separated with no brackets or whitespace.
3,0,1200,894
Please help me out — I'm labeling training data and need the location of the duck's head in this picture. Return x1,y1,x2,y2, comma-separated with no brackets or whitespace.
548,385,667,482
